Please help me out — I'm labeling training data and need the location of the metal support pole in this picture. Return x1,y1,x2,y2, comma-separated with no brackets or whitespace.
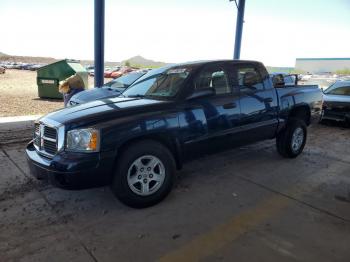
233,0,246,60
94,0,105,87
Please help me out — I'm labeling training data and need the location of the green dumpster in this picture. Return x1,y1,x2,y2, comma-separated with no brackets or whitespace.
36,59,88,99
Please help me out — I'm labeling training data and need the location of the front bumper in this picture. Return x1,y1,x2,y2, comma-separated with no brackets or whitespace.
321,109,350,122
26,141,116,189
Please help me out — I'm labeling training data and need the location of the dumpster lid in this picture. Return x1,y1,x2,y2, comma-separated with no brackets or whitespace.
67,62,86,73
38,59,82,71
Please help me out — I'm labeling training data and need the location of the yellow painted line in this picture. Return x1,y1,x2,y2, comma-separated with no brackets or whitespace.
159,195,291,262
159,154,349,262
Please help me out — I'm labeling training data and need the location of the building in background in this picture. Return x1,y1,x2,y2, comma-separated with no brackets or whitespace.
295,58,350,73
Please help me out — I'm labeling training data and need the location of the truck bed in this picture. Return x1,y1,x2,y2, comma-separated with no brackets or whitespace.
276,84,323,124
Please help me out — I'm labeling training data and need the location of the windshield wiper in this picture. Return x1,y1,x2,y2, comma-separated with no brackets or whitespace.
127,94,145,98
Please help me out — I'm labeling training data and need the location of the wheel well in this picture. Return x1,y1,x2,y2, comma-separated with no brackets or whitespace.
116,134,182,170
289,106,311,125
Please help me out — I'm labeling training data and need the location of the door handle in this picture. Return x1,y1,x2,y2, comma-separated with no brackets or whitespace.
264,97,273,103
223,102,237,109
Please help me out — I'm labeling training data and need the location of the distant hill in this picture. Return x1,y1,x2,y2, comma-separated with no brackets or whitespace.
0,54,58,64
0,54,167,68
0,54,120,67
122,55,168,68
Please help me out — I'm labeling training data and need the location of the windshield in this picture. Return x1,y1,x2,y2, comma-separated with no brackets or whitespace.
325,82,350,96
122,67,191,99
104,72,145,89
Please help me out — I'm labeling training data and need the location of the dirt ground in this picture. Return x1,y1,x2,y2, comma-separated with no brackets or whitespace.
0,70,98,117
0,122,349,262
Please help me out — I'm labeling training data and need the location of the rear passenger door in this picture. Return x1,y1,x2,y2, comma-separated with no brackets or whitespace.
230,63,278,140
180,63,241,159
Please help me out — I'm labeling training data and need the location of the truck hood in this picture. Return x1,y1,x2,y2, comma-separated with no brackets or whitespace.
41,97,170,127
69,87,123,105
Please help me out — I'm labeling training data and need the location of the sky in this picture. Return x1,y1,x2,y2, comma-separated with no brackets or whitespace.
1,0,349,67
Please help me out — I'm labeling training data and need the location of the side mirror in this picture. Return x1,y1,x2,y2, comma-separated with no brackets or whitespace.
187,88,216,100
273,76,285,88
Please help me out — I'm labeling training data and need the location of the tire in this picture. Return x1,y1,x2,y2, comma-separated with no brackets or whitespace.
276,118,307,158
111,140,176,208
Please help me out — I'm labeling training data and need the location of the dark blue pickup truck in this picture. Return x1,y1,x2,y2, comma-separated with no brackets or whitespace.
26,60,323,208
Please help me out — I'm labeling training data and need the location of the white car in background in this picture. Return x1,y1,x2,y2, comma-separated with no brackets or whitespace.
300,74,313,81
269,72,296,87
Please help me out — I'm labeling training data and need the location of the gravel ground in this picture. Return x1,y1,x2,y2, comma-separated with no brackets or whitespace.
0,69,98,117
0,123,349,261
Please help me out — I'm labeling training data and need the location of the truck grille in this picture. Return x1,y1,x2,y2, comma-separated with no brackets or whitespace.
35,123,40,134
324,102,350,113
44,126,57,139
44,140,57,155
34,123,58,158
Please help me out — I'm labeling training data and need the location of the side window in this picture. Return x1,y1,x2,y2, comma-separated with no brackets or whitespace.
237,67,264,92
194,66,231,95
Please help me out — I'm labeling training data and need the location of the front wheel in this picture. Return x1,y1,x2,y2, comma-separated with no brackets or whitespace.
111,140,176,208
276,119,307,158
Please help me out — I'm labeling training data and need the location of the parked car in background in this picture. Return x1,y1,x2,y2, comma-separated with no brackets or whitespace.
340,76,350,81
85,65,94,71
13,63,23,70
26,60,322,208
270,72,297,87
84,65,94,76
0,66,5,74
0,62,44,71
4,63,17,69
104,67,121,78
28,64,43,71
20,63,34,70
68,70,148,106
299,73,313,81
110,67,135,78
320,81,350,124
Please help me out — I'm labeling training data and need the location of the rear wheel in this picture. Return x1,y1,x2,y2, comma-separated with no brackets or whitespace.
111,140,176,208
276,118,307,158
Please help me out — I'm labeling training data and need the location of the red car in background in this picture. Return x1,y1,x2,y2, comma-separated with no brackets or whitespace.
110,67,135,79
104,67,121,78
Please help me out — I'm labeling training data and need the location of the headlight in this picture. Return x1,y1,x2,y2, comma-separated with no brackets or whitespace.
66,128,100,152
